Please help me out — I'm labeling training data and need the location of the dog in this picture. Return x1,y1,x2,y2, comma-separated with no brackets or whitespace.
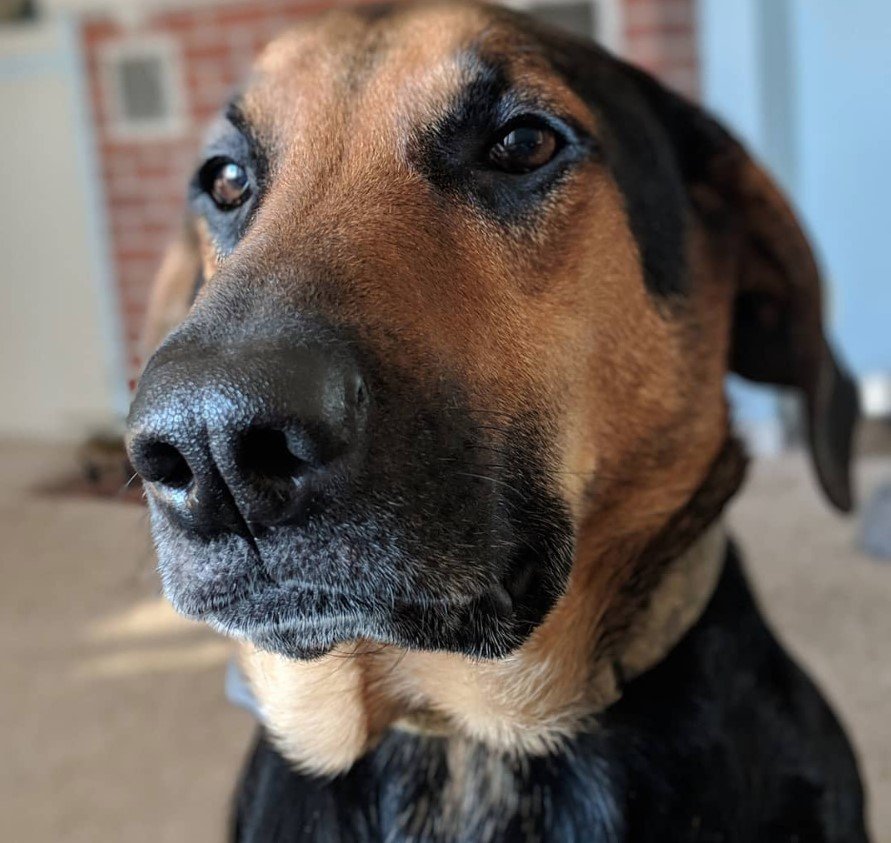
125,2,868,840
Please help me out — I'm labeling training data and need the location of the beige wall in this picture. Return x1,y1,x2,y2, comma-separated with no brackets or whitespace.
0,19,122,440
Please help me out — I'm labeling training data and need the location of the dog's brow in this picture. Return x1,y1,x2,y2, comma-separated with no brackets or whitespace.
225,98,253,138
440,52,580,135
435,54,513,135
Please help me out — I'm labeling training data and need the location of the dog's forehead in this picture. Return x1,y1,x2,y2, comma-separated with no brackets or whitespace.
238,3,594,149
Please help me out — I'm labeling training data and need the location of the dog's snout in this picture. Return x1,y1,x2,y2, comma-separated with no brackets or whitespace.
127,340,367,533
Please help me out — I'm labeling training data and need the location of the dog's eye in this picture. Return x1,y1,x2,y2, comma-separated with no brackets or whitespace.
487,121,560,174
201,158,251,210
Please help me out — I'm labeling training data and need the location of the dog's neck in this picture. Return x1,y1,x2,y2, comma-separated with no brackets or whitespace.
240,439,747,776
388,517,727,738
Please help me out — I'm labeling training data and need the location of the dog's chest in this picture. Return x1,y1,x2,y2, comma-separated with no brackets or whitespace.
236,730,628,843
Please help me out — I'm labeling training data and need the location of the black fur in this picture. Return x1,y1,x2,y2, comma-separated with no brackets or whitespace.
231,543,868,843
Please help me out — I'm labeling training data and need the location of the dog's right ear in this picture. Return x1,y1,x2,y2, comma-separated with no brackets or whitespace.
621,65,859,512
141,215,204,358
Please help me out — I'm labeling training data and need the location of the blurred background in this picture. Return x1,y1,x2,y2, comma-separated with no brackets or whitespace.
0,0,888,841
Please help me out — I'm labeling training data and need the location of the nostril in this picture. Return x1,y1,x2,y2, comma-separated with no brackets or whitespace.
138,441,193,489
238,428,307,481
355,376,367,409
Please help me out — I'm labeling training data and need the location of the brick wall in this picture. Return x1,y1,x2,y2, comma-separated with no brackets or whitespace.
83,1,332,388
81,0,699,390
622,0,699,99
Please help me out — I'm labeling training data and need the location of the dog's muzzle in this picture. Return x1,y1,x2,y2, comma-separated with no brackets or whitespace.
125,309,574,661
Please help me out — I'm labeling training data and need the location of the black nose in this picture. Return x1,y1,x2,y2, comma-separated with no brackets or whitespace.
126,341,367,534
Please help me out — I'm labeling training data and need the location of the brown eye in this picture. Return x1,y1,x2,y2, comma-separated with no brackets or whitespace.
488,123,560,174
206,159,250,209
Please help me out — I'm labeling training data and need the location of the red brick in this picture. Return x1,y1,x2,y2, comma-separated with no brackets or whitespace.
154,9,201,35
624,0,694,29
82,18,119,45
142,220,178,237
123,300,149,323
625,30,698,67
115,250,158,277
184,42,234,63
626,23,695,40
214,5,273,29
192,103,223,124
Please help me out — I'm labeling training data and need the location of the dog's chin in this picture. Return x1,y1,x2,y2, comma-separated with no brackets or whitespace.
166,575,539,661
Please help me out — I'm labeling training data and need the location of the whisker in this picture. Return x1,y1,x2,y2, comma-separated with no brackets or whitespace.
118,471,141,496
452,471,522,496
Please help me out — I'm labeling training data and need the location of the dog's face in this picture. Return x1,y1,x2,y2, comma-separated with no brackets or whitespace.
128,2,855,666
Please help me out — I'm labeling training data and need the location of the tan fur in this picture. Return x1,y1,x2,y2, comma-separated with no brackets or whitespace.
141,219,201,356
241,640,403,776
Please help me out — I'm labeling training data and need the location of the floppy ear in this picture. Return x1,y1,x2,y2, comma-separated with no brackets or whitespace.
141,215,204,357
720,157,859,511
632,70,859,511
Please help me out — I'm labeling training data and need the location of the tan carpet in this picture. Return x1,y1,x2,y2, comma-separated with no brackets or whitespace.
1,440,888,841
